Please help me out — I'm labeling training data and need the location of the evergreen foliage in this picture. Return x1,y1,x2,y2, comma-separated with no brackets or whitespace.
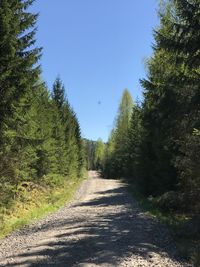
103,0,200,217
103,89,134,177
0,0,41,137
1,1,199,262
84,138,105,170
94,138,105,170
84,139,96,170
102,1,200,262
0,0,85,214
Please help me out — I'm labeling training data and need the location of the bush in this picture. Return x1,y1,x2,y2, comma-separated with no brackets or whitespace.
41,174,65,187
153,191,185,212
0,182,16,208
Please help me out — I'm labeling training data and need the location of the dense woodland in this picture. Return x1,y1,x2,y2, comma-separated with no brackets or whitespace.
0,0,199,264
84,138,105,170
100,0,200,262
0,0,85,217
102,0,200,216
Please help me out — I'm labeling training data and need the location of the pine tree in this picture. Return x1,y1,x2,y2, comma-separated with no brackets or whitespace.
127,103,142,181
139,0,200,212
156,0,200,213
0,0,41,138
52,77,65,116
157,0,200,70
0,0,43,208
0,1,86,213
71,111,84,177
51,77,85,178
139,48,179,195
51,78,69,176
31,83,54,178
0,0,41,188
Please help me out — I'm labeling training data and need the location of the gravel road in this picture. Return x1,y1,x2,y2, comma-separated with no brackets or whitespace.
0,171,191,267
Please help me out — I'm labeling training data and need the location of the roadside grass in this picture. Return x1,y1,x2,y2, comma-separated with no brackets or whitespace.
125,181,200,266
0,174,87,239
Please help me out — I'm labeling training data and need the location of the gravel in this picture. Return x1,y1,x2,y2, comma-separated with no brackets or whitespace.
0,171,192,267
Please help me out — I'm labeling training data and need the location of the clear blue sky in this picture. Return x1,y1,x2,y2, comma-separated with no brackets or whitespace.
31,0,159,142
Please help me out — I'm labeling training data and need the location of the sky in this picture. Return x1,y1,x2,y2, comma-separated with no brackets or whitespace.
31,0,159,142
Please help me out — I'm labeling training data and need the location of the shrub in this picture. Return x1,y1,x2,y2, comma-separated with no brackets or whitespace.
41,174,65,187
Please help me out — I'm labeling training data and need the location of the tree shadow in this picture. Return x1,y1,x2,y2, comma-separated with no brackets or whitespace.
3,184,187,267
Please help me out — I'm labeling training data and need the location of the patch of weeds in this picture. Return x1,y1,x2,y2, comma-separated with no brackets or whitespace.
0,175,86,239
125,181,200,266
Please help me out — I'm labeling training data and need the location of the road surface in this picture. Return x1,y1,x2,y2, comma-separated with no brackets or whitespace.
0,171,190,266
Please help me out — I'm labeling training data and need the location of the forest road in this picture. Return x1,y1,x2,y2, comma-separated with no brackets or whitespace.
0,171,191,267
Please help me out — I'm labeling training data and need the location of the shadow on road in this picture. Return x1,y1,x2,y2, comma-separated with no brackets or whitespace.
4,182,184,266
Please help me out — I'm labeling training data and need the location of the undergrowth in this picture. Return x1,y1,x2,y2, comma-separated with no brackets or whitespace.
125,182,200,267
0,173,86,239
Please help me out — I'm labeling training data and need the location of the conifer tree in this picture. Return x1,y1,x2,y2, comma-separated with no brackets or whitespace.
0,0,41,138
127,103,142,181
94,138,105,170
113,89,134,176
71,110,84,177
155,0,200,212
138,0,200,212
0,0,41,187
52,77,65,116
0,0,86,212
104,89,134,177
83,139,96,170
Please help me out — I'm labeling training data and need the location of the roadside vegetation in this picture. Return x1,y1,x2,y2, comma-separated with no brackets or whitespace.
0,0,86,238
126,183,200,267
84,138,105,170
0,0,199,265
93,1,200,265
0,174,86,239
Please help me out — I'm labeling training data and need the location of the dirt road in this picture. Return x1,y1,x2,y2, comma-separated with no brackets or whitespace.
0,171,190,267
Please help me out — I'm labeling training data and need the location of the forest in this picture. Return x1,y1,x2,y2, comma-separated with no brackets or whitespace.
92,0,200,218
87,0,200,263
0,0,85,236
0,0,199,265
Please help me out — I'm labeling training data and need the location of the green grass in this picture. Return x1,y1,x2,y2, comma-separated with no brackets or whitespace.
125,183,183,223
125,182,200,266
0,175,87,239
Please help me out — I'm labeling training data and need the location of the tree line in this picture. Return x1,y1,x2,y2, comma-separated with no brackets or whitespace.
84,138,105,170
0,0,85,211
1,0,199,236
103,0,200,218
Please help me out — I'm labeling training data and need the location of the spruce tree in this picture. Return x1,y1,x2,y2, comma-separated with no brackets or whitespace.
0,0,41,138
139,0,200,212
156,0,200,213
0,0,41,187
0,0,42,207
127,103,142,181
52,77,65,116
51,78,68,176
